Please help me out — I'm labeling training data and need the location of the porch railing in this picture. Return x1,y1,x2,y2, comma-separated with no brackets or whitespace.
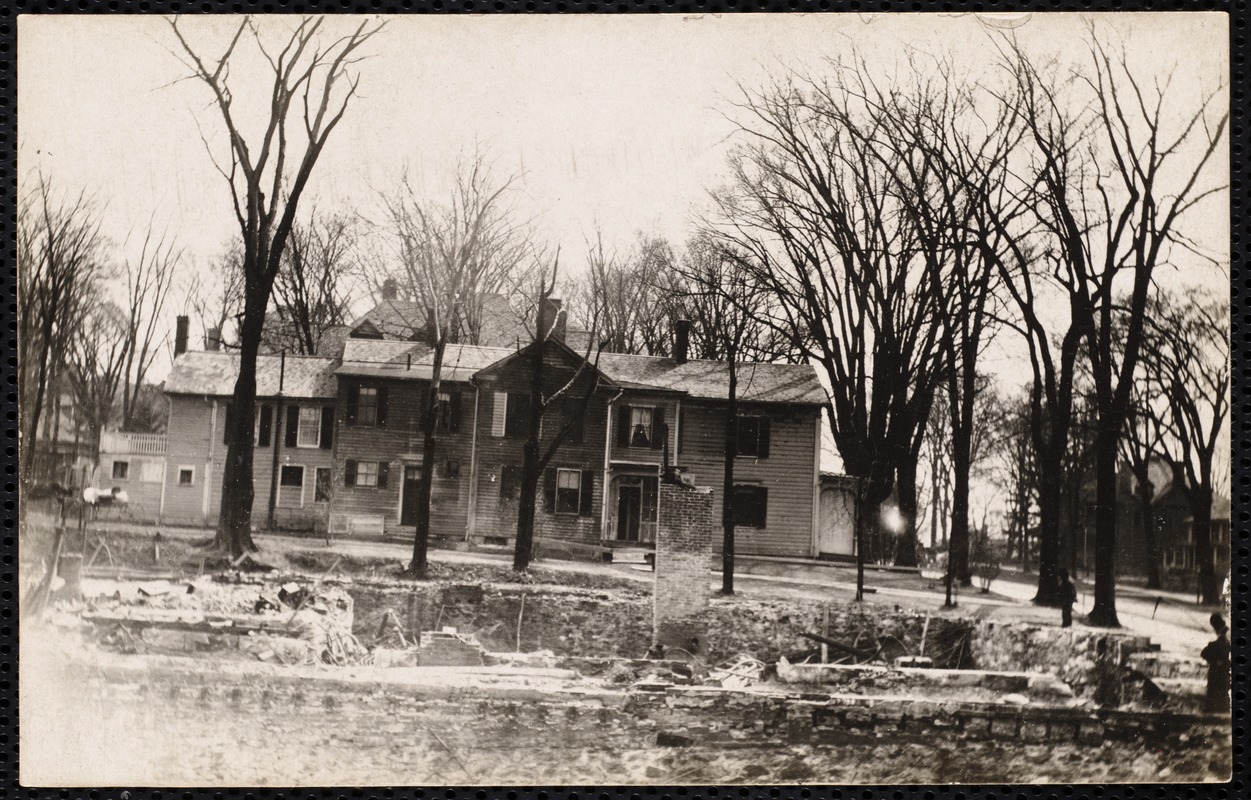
99,431,167,456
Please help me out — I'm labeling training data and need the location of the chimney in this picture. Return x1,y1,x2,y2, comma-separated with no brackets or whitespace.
382,277,398,301
674,319,692,364
540,297,566,342
205,327,222,352
174,315,190,356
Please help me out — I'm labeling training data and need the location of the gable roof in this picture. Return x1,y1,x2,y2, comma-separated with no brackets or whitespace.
165,351,338,399
336,339,513,382
349,299,425,340
595,353,828,405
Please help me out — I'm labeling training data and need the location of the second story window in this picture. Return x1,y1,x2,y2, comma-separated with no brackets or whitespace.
735,416,771,458
616,404,666,450
434,391,461,434
297,406,321,448
561,398,585,444
348,384,388,427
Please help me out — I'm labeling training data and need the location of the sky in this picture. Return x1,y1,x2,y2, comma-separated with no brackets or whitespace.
18,12,1230,504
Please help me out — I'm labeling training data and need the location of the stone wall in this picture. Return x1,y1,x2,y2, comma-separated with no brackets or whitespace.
653,483,716,656
972,621,1154,701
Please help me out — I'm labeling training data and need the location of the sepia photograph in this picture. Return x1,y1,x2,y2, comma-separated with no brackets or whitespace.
16,11,1232,786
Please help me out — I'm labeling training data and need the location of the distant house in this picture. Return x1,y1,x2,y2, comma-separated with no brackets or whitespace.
160,305,849,560
1072,457,1231,586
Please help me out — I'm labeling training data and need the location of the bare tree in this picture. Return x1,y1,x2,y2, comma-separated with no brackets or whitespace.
18,175,107,478
267,209,359,355
570,234,678,356
170,16,382,558
65,303,130,462
379,159,527,576
185,244,246,351
1141,289,1229,604
512,254,603,572
711,68,948,591
118,226,181,431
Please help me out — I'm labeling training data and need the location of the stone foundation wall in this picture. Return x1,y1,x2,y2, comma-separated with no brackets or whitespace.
653,483,716,656
972,621,1154,700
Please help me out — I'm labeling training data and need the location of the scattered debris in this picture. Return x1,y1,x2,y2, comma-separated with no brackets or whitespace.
1002,693,1030,705
707,655,765,689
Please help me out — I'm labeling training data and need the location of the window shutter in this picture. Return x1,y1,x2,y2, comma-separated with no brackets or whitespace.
616,405,631,447
223,403,234,444
500,465,519,499
492,392,508,437
758,419,771,459
346,385,359,425
376,387,389,427
377,461,390,489
449,391,462,434
579,470,594,516
320,406,334,449
542,468,556,513
677,408,685,455
757,487,769,528
652,407,666,450
257,404,272,447
285,404,300,447
344,459,357,487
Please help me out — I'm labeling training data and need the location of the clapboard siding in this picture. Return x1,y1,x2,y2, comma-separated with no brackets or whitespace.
471,346,610,548
676,399,820,557
161,395,335,531
332,376,476,537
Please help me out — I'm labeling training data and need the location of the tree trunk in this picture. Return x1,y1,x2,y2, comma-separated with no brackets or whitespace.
1135,468,1161,590
721,362,738,595
949,446,971,585
514,347,547,572
1087,430,1120,627
894,458,919,568
1190,489,1218,605
24,333,52,475
410,339,448,577
214,308,263,559
1033,465,1063,605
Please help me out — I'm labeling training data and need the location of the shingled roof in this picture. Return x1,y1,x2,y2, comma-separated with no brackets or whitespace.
164,351,339,398
337,339,514,382
595,353,828,405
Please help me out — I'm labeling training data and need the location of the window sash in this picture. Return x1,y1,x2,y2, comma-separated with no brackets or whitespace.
356,461,379,487
357,388,379,426
178,467,195,486
555,468,582,514
629,407,653,447
736,417,761,456
112,461,129,480
297,406,321,448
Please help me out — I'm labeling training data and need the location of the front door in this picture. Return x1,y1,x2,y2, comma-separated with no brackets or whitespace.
617,484,642,542
400,465,421,526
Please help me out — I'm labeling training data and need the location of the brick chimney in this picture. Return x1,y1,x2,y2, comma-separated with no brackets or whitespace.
205,327,222,351
174,315,190,356
540,297,566,342
382,277,398,300
674,319,692,364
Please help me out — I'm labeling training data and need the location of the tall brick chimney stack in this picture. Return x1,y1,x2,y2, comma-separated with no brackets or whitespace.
674,319,692,364
174,315,190,356
205,327,222,351
540,297,566,342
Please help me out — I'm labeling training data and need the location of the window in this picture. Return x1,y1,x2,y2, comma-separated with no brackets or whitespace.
434,392,461,434
630,407,653,447
280,465,305,507
505,393,531,438
178,467,195,486
735,416,771,458
315,468,333,503
297,406,321,448
732,485,768,529
555,469,583,514
349,385,387,427
111,461,129,480
499,465,522,500
561,398,585,444
543,468,593,516
616,404,665,449
345,459,389,488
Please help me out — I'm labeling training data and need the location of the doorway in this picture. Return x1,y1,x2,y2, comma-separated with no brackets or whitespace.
615,475,659,543
400,464,421,526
